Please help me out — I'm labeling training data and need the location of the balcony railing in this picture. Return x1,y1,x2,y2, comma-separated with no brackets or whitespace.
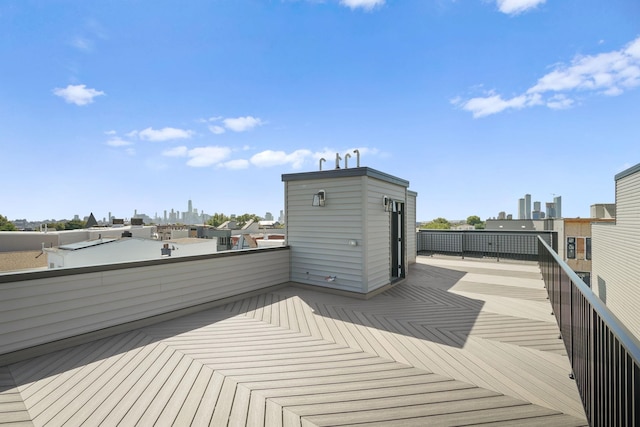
538,236,640,427
417,229,556,261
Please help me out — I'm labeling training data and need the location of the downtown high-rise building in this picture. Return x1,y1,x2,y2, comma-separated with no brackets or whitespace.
518,198,525,220
554,196,562,218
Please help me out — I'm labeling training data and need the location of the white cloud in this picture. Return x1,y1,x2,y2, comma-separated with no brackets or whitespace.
457,36,640,117
134,127,194,142
53,84,105,106
71,36,93,52
104,130,117,135
106,137,132,147
186,146,231,167
220,159,250,170
340,0,385,11
527,38,640,96
209,125,226,135
546,94,575,110
456,93,541,118
162,146,189,157
223,116,264,132
250,149,313,169
496,0,545,15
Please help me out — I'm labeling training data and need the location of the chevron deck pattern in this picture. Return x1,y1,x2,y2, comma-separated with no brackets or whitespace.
0,256,587,426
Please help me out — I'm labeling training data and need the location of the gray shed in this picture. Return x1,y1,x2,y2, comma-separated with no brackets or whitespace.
282,167,416,298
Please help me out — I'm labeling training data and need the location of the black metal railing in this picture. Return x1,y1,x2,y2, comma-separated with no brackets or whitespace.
538,236,640,426
417,230,556,261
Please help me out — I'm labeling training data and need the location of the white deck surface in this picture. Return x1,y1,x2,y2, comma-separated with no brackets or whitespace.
0,256,588,426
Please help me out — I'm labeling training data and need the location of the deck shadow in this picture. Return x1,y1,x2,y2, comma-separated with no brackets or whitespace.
269,262,486,349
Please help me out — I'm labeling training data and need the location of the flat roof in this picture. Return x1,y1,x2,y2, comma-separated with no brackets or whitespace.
59,238,117,251
282,166,410,188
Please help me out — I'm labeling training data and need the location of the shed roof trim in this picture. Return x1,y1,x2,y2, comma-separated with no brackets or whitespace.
615,162,640,181
282,167,409,187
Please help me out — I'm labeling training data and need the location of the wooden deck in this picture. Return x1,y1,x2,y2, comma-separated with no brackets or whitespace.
0,256,588,426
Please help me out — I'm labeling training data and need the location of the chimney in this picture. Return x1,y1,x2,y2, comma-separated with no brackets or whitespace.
161,243,172,256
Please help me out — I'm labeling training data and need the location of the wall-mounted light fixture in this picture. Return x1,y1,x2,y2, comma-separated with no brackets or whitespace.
348,239,358,246
382,195,391,212
312,190,326,207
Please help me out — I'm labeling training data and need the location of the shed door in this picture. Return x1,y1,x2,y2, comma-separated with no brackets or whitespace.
391,201,405,281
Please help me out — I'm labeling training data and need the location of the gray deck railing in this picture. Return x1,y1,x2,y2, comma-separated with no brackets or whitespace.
417,230,556,261
538,237,640,426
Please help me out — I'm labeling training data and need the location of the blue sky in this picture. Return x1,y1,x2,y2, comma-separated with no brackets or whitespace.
2,0,639,222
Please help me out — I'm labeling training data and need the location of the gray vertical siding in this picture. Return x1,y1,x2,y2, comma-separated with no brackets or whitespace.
592,168,640,341
0,248,290,356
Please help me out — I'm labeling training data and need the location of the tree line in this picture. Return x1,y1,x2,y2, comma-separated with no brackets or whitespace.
419,215,485,230
0,215,88,231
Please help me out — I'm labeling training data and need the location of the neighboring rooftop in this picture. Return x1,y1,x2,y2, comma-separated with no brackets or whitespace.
0,257,587,426
0,251,47,273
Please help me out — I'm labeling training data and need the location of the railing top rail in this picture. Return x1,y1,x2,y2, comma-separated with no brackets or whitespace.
538,236,640,361
419,229,554,234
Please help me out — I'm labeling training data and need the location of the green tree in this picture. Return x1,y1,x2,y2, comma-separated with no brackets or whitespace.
207,212,229,227
466,215,482,226
466,215,485,230
0,214,17,231
420,217,451,230
48,222,65,231
235,213,262,228
64,219,86,230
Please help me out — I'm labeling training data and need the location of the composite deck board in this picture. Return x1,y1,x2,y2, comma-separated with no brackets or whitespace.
0,256,588,426
0,367,32,427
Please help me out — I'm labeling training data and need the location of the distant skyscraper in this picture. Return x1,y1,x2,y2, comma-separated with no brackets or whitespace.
525,194,531,220
532,201,542,220
498,211,506,220
554,196,562,218
518,198,525,220
546,202,556,219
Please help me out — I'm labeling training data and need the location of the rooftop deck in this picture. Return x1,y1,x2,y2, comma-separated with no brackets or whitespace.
0,256,587,426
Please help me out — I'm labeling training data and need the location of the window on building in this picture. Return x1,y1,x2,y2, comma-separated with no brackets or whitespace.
567,237,576,259
575,271,591,288
586,237,592,260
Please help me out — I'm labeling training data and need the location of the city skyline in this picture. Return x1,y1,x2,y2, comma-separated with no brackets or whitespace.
1,1,638,221
9,197,282,226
